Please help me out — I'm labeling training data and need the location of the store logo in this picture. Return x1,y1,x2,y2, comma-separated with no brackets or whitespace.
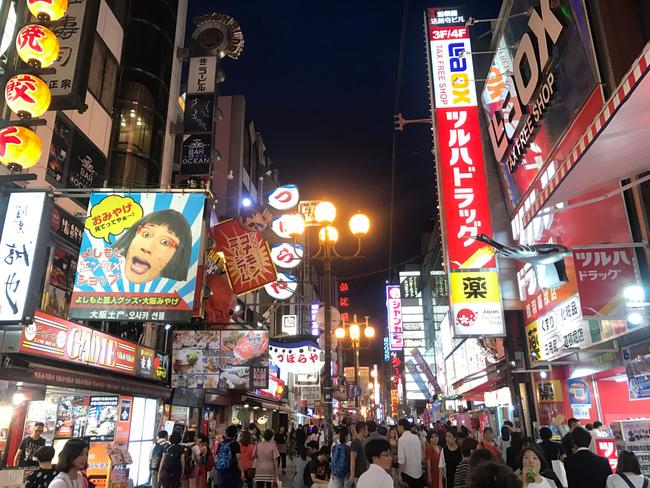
487,0,565,172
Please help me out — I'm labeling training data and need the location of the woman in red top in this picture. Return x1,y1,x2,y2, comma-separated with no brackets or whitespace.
480,427,502,461
239,430,255,487
426,431,441,488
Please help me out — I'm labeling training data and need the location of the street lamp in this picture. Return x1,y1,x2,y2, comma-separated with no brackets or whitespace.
293,201,370,444
335,314,375,409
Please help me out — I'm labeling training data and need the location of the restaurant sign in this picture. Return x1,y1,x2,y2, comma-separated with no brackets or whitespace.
19,310,169,382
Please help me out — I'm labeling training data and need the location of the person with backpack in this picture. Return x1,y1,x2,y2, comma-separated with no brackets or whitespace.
215,424,243,487
182,429,197,488
151,431,170,488
159,432,185,488
330,426,351,487
253,429,280,487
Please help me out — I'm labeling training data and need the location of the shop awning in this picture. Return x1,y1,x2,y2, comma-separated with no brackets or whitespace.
523,41,650,226
452,362,507,402
0,363,172,399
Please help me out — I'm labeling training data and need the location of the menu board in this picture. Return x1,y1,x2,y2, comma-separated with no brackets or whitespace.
55,396,88,438
85,396,119,441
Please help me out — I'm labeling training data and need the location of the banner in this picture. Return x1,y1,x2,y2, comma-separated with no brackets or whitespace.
426,10,505,337
0,192,50,322
268,339,323,374
386,286,403,351
211,218,277,295
70,192,204,322
573,247,639,319
172,330,269,390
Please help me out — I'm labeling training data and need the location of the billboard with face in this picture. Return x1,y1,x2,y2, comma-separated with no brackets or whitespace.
69,192,205,322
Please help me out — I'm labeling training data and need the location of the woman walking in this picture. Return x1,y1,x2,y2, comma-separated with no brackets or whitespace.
48,439,89,488
253,429,280,488
240,431,256,488
439,430,462,488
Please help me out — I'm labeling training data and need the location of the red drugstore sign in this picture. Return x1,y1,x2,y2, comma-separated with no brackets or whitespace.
428,20,495,270
595,438,618,472
427,9,504,337
19,311,166,380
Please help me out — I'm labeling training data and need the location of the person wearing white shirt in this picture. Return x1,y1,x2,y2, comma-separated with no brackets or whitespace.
357,439,394,488
606,450,649,488
48,439,89,488
397,419,424,487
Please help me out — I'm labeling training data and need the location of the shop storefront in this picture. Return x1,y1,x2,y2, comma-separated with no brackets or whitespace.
0,311,170,486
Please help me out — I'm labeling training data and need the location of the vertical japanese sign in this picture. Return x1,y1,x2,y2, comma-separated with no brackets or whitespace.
70,192,204,322
386,285,403,351
572,247,639,319
40,0,100,110
426,9,504,336
211,218,277,295
0,192,50,322
187,57,218,94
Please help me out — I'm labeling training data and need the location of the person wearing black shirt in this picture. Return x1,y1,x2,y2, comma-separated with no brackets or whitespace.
25,446,58,488
537,427,564,466
562,418,581,460
307,446,330,487
275,426,288,474
14,422,46,468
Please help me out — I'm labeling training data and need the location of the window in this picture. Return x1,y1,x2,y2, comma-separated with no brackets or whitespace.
128,397,158,486
88,34,119,113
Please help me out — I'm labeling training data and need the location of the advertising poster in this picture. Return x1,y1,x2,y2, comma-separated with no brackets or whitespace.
85,396,119,441
86,442,112,488
54,396,88,439
70,192,205,322
573,247,639,319
211,219,277,295
115,397,133,443
567,378,591,405
172,330,269,390
623,342,650,400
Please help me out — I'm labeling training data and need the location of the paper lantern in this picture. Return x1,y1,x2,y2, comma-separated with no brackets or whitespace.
16,24,59,68
27,0,68,21
5,74,51,118
0,126,42,170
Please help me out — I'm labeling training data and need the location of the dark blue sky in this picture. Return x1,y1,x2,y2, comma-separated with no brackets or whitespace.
188,1,502,358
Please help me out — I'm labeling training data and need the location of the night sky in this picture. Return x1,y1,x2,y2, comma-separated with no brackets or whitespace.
188,0,502,362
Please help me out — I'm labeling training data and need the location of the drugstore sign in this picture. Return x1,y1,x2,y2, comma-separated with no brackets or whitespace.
19,310,168,382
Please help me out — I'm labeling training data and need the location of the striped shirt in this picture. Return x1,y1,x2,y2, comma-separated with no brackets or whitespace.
453,459,470,488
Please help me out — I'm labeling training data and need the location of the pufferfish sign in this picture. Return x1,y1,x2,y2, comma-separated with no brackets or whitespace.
70,192,205,322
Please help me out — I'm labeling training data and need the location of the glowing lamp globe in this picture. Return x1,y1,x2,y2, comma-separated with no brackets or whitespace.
315,201,336,223
364,325,375,338
349,213,370,235
335,326,345,339
349,322,361,340
16,24,60,68
27,0,68,21
0,126,43,171
5,74,51,118
318,225,339,244
284,213,305,238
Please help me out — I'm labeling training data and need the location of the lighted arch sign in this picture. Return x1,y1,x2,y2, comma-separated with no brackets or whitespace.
270,242,303,269
264,272,298,300
267,184,299,211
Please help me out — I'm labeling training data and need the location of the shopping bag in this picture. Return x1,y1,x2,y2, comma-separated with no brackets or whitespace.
552,459,568,488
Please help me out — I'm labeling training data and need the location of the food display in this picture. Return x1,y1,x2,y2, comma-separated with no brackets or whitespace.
171,330,269,389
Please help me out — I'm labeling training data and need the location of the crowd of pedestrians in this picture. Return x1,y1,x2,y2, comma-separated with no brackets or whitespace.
12,416,649,488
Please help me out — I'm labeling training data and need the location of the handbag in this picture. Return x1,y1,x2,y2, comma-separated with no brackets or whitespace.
551,460,567,488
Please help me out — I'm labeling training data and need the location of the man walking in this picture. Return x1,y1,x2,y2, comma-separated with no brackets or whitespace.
150,430,170,488
562,418,580,459
397,419,424,488
350,422,369,485
565,426,611,488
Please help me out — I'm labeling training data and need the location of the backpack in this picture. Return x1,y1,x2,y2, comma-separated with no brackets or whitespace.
303,459,314,486
331,443,349,478
150,441,168,470
163,445,183,475
216,440,235,471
